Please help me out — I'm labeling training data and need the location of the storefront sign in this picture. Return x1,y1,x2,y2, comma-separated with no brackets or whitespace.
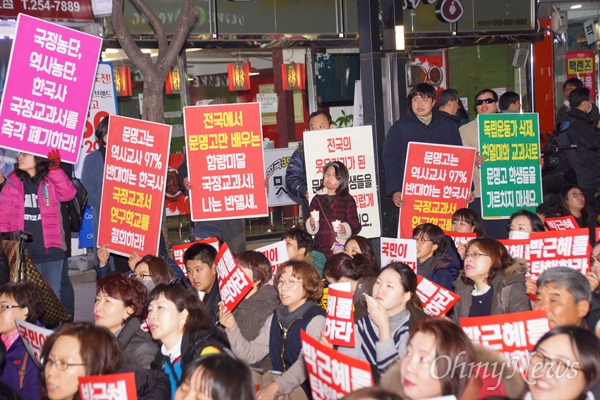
399,142,475,238
0,0,93,20
566,50,596,101
380,237,417,271
264,147,297,207
325,282,355,347
478,113,542,219
215,243,253,312
0,14,102,163
304,126,381,239
79,373,137,400
98,115,171,257
416,275,460,316
183,102,268,221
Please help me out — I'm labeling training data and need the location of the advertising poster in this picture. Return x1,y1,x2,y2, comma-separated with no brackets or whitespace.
264,147,297,207
304,126,381,239
183,102,268,221
399,142,475,238
0,14,102,163
478,113,542,219
97,115,171,256
566,50,596,100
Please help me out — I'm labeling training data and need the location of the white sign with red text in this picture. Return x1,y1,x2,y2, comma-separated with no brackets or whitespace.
215,243,253,312
325,282,355,347
380,237,417,271
15,318,52,367
255,240,289,275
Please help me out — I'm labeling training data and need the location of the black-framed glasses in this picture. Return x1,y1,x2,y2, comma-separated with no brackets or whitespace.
475,98,496,106
43,357,86,371
529,350,582,375
131,272,151,280
411,236,432,244
0,304,23,313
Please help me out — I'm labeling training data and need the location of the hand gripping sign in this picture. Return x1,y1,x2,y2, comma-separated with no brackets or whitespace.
215,243,253,313
325,282,355,347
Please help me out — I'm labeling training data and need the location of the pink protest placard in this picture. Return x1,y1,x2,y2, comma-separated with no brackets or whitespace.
215,243,253,312
380,237,417,271
460,310,551,372
399,143,476,238
301,330,373,399
79,372,137,400
544,216,578,231
416,276,460,316
97,115,172,257
15,318,52,367
0,14,102,163
325,282,355,347
183,103,268,221
255,240,289,275
172,238,220,276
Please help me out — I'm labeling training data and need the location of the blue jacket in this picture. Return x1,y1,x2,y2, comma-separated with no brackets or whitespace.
382,110,463,196
0,335,42,400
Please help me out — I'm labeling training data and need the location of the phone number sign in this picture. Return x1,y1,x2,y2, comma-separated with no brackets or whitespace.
0,0,93,21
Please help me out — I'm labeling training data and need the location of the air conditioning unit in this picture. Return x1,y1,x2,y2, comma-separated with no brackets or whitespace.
552,10,568,34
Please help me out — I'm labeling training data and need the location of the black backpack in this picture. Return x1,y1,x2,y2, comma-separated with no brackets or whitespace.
64,178,88,232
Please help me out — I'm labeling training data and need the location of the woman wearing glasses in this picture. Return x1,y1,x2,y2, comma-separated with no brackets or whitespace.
526,325,600,400
94,273,158,369
452,238,530,321
0,282,44,399
219,260,325,400
560,184,598,244
412,223,460,292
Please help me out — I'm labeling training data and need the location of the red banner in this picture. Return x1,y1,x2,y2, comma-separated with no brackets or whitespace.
566,50,596,101
172,238,220,277
399,143,476,238
97,115,171,257
416,275,460,316
183,103,268,221
445,231,476,250
215,243,253,312
79,372,137,400
544,216,577,231
325,282,355,347
301,330,373,399
460,310,551,372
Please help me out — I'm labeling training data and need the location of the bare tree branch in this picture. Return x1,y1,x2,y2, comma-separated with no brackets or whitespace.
130,0,168,60
156,0,198,78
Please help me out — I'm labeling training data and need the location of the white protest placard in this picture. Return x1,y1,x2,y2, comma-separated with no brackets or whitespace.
15,318,53,367
380,237,417,271
255,240,289,275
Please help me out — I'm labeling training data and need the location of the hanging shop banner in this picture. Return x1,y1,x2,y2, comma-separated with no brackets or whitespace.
215,243,253,313
0,0,94,20
460,310,551,372
97,115,172,257
566,50,596,101
172,238,220,276
301,330,373,400
478,113,542,219
74,62,118,178
544,216,578,231
79,373,137,400
183,102,268,221
325,282,355,347
399,142,475,238
380,237,417,272
0,14,102,163
255,240,289,275
15,318,52,367
264,147,297,207
304,126,381,239
416,276,460,317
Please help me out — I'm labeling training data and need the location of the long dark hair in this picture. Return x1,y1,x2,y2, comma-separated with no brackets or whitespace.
316,161,350,196
344,235,379,271
324,253,379,282
452,208,486,238
560,184,589,227
13,154,49,182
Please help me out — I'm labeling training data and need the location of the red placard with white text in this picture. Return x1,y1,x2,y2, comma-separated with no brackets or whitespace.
460,310,551,372
544,216,578,231
399,143,476,238
301,330,373,399
172,238,220,276
380,237,417,271
325,282,355,347
255,240,289,275
416,276,460,316
15,319,52,367
528,229,589,279
97,115,171,257
79,373,137,400
215,243,253,312
499,239,530,260
445,231,476,250
183,103,268,221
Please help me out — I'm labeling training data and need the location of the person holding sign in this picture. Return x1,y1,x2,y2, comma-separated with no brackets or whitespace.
0,282,44,399
451,208,486,259
413,223,460,292
306,161,361,259
219,261,325,400
0,151,76,300
452,238,531,321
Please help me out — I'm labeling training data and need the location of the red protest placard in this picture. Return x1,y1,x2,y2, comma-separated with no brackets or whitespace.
544,216,578,231
97,115,171,257
325,282,355,347
528,229,590,279
255,240,289,275
215,243,253,312
460,310,551,372
416,275,460,316
172,238,220,276
183,103,268,221
399,143,476,238
301,330,373,399
15,318,52,367
79,372,137,400
445,231,476,250
499,239,530,260
597,227,600,243
380,237,417,271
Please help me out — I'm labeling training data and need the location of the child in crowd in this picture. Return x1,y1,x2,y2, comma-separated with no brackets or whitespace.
306,161,361,259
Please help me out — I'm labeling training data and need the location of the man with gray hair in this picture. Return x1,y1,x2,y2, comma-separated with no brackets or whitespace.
533,266,592,329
